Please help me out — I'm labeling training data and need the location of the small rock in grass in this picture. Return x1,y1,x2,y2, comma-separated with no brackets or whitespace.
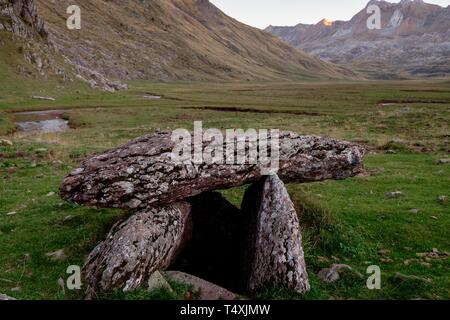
10,287,21,292
31,96,55,101
409,208,420,214
6,211,17,216
437,195,448,204
416,249,448,260
46,192,55,197
0,139,13,146
437,159,450,164
390,273,432,285
317,264,352,283
35,148,48,153
62,215,75,224
378,249,390,256
403,259,414,265
316,256,329,263
57,278,66,295
386,191,404,199
147,271,173,293
46,249,66,261
430,216,438,220
380,258,393,264
0,293,16,300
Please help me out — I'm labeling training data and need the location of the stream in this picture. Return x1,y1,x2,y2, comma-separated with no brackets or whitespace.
14,110,70,134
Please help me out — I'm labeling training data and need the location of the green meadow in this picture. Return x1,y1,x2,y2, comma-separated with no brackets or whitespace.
0,79,449,300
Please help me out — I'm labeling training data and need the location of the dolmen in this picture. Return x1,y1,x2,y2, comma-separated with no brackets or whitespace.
59,131,365,298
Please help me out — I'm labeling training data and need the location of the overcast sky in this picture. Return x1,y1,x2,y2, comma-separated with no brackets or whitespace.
210,0,450,29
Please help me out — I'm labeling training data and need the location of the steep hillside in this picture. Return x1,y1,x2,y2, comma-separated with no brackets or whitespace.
267,0,450,79
0,0,123,93
0,0,50,76
29,0,353,82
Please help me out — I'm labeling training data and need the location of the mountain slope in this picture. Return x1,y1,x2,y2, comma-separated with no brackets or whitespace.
0,0,66,85
266,0,450,79
29,0,352,82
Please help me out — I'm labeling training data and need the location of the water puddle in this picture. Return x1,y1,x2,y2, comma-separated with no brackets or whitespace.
14,110,70,134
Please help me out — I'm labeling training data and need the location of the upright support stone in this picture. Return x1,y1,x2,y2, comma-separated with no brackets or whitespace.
83,202,192,298
241,175,310,294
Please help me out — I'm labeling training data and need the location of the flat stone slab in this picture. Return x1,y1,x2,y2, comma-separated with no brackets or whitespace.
166,271,240,300
60,131,365,210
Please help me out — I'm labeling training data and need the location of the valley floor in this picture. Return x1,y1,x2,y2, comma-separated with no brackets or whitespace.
0,80,449,300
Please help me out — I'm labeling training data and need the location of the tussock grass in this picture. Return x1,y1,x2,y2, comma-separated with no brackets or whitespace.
294,190,342,253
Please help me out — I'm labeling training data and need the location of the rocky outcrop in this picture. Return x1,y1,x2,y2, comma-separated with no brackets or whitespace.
0,0,127,91
83,202,192,298
241,175,310,293
0,0,47,38
60,131,365,211
74,65,129,92
266,0,450,79
61,131,365,298
0,0,54,77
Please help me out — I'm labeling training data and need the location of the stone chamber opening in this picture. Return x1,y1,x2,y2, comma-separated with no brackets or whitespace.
170,191,250,294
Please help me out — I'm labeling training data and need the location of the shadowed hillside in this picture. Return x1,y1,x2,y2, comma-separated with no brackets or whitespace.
31,0,354,82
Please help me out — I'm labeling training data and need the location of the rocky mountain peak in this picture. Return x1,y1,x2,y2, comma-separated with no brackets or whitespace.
319,19,333,27
266,0,450,79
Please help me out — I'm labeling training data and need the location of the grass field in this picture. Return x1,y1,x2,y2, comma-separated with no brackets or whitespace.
0,78,449,300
